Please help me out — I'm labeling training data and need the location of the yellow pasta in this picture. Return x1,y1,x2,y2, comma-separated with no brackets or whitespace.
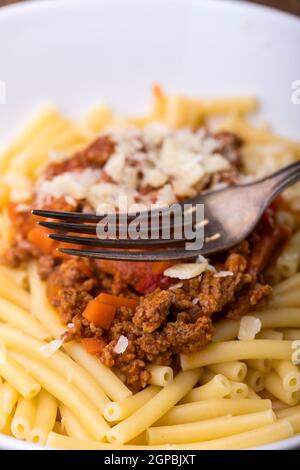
181,375,232,403
276,405,300,433
103,386,159,422
214,310,300,343
0,325,109,412
63,342,131,402
273,272,300,296
282,329,300,340
0,382,19,414
246,369,265,393
59,403,92,441
257,329,284,340
46,420,294,450
0,410,9,431
0,269,30,311
147,410,275,445
208,361,247,382
0,297,49,341
245,359,272,373
271,291,300,308
212,319,239,342
147,364,173,387
181,340,293,370
9,351,109,441
11,397,37,440
106,369,202,444
2,412,13,436
0,106,59,173
0,354,40,399
276,230,300,278
227,381,249,399
155,399,272,426
28,390,57,445
264,371,300,406
28,261,66,338
272,360,300,392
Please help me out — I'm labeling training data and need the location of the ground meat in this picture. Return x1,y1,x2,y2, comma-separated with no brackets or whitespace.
133,289,174,333
44,136,115,179
214,131,243,168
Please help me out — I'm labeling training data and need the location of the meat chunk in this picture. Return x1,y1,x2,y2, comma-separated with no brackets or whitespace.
133,289,174,333
44,136,115,178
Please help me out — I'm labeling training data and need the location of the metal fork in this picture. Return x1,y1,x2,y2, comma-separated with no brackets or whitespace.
33,161,300,261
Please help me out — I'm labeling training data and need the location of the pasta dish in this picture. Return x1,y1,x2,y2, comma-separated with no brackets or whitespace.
0,86,300,449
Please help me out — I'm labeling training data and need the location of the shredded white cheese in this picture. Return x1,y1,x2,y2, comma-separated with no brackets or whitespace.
164,262,208,280
238,316,262,341
291,348,300,365
214,270,234,278
168,282,184,290
113,335,129,354
292,340,300,350
39,339,64,358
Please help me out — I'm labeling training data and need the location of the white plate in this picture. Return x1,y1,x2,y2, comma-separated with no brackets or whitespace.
0,0,299,450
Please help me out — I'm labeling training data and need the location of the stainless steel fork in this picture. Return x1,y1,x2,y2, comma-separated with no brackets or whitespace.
33,161,300,261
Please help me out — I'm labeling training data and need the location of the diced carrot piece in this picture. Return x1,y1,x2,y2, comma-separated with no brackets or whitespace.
96,293,138,310
27,226,57,254
83,300,116,329
80,337,107,355
151,261,175,274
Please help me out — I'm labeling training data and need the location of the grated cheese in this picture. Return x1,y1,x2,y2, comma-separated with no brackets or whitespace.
164,262,208,280
113,335,129,354
39,339,64,358
238,316,262,341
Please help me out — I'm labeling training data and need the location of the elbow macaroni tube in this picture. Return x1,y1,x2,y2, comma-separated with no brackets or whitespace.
28,261,66,338
245,359,272,373
0,325,110,411
213,310,300,343
226,381,249,399
0,269,30,311
11,397,37,439
273,272,300,296
106,369,202,444
265,371,300,406
0,410,9,431
9,351,110,441
155,399,272,426
282,329,300,340
104,386,160,422
0,354,41,399
246,369,265,393
257,329,284,340
181,375,231,403
147,410,276,445
46,420,293,450
276,230,300,278
0,297,49,341
181,340,293,370
272,360,300,392
64,342,132,401
208,361,247,382
59,403,92,440
276,405,300,433
212,320,239,342
0,381,19,414
147,364,173,387
28,389,57,445
271,292,300,308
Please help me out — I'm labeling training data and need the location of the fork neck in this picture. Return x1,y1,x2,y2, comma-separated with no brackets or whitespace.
261,160,300,202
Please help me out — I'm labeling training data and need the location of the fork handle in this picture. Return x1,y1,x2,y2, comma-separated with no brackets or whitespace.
264,160,300,201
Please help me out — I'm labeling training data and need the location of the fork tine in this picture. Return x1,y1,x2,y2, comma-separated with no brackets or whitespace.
58,247,197,261
49,233,187,247
38,221,98,234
